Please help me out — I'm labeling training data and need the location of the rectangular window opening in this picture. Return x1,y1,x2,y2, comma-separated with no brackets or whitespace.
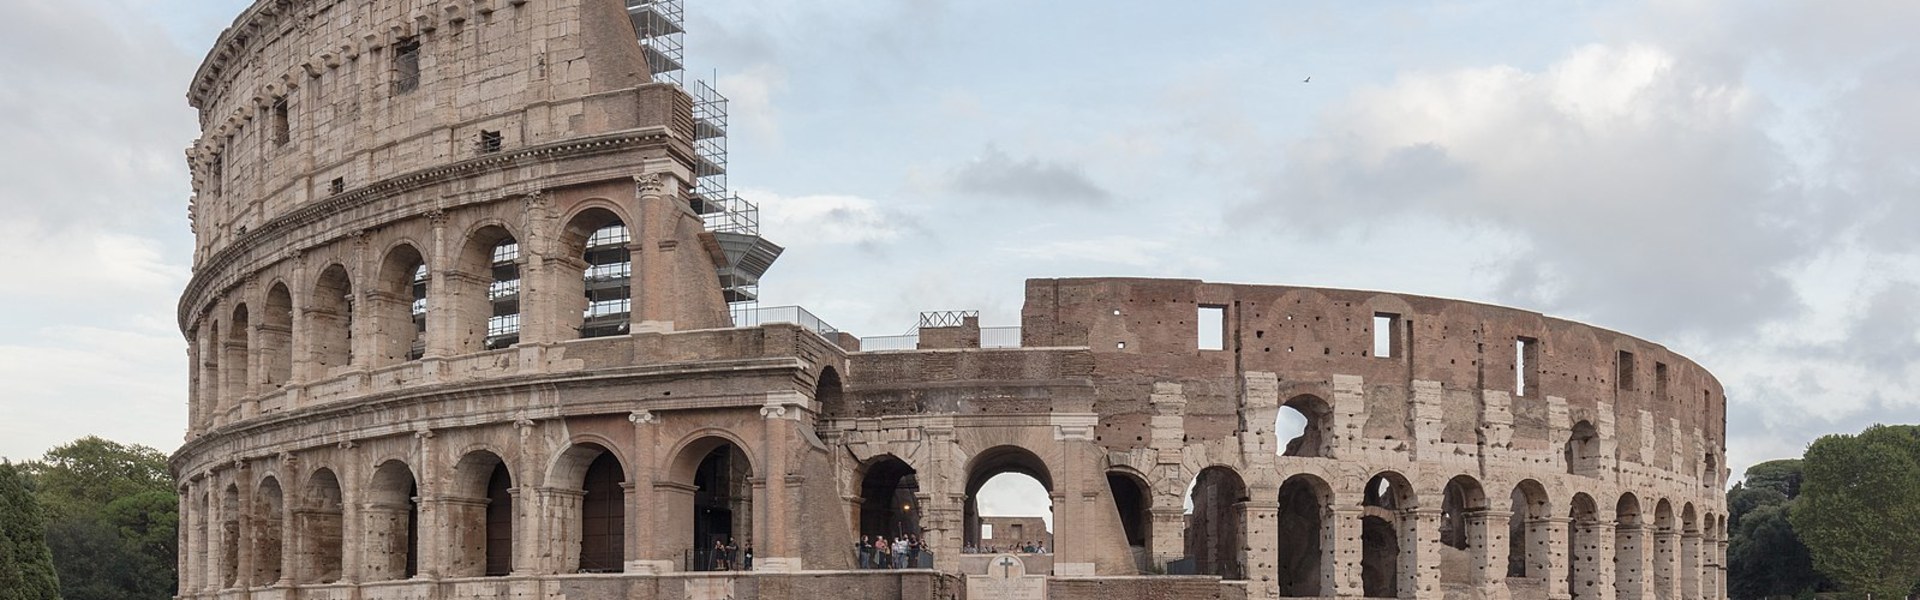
1372,313,1399,358
1617,350,1636,390
270,98,290,146
393,39,421,94
329,177,345,195
479,130,503,154
1197,305,1226,351
1516,337,1539,397
1655,362,1670,399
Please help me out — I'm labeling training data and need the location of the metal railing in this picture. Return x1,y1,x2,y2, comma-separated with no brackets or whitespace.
981,327,1021,348
918,310,980,330
733,306,838,337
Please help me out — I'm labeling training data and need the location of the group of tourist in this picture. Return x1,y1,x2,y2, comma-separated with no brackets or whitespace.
963,540,1048,554
706,538,753,571
855,534,925,569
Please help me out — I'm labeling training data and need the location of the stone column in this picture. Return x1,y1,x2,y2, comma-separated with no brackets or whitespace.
339,450,364,583
1681,531,1702,600
626,410,670,573
760,399,796,570
183,484,203,593
1615,524,1651,600
1399,507,1443,599
1328,506,1365,598
1571,521,1615,600
1530,516,1572,600
537,487,586,574
423,210,453,361
413,431,443,578
1468,509,1513,600
1243,499,1281,600
1652,528,1678,600
1715,537,1729,600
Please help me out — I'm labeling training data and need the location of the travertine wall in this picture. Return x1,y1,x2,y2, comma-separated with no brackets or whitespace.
173,2,1727,599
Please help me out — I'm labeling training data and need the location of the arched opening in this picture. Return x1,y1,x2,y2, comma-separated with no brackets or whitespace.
456,226,521,352
1615,493,1645,600
1566,420,1601,477
221,484,240,588
375,244,428,365
1680,503,1700,598
964,446,1053,559
816,366,846,416
859,456,922,542
308,264,354,376
295,468,343,583
687,440,750,570
1440,475,1489,587
1361,472,1414,598
1276,474,1330,596
252,477,284,586
581,449,627,572
561,208,632,339
1509,480,1551,580
224,305,250,403
448,451,515,577
1653,499,1676,598
1105,470,1150,571
1279,394,1332,457
262,284,293,388
1569,493,1602,599
1185,466,1247,580
366,460,419,581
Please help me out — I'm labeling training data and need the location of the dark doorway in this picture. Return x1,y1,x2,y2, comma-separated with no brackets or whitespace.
579,452,625,572
860,457,921,539
484,463,513,576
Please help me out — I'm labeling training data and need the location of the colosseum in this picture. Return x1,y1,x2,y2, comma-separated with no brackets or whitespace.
168,1,1729,599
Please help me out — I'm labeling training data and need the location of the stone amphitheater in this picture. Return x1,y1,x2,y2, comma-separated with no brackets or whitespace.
168,1,1729,598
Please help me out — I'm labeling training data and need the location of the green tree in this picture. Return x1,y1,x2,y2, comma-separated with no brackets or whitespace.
1790,424,1920,599
0,462,61,600
23,437,176,600
1728,502,1822,599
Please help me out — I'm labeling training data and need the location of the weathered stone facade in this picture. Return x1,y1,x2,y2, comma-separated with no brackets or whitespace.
171,1,1727,599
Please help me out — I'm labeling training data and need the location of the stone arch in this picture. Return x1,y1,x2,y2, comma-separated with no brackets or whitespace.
295,467,343,583
220,483,240,588
307,264,354,376
1654,499,1676,599
1103,467,1151,568
252,475,285,586
365,460,419,581
963,445,1054,552
549,441,628,573
1277,473,1333,597
1185,466,1248,580
448,449,515,577
374,242,428,365
454,223,522,353
1361,471,1416,598
1568,492,1605,599
262,283,293,389
1440,475,1490,587
1280,394,1333,457
816,365,847,416
1681,503,1700,598
858,455,922,540
1567,420,1601,477
1615,493,1647,599
224,303,251,405
666,434,753,571
1508,479,1552,580
558,206,633,339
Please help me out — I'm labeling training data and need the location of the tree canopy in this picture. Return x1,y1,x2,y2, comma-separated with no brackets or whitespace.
22,436,177,600
0,462,61,600
1790,424,1920,599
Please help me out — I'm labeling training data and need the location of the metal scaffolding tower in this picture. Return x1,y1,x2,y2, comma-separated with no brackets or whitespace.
627,0,781,326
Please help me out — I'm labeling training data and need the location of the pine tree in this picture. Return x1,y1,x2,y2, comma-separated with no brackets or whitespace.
0,461,61,600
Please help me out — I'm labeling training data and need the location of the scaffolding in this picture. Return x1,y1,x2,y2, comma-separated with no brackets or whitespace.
627,0,779,326
627,0,684,85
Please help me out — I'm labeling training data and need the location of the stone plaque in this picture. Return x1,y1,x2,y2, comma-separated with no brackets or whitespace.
966,553,1046,600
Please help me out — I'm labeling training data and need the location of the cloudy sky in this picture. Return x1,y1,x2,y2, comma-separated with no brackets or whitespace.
1,0,1915,517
